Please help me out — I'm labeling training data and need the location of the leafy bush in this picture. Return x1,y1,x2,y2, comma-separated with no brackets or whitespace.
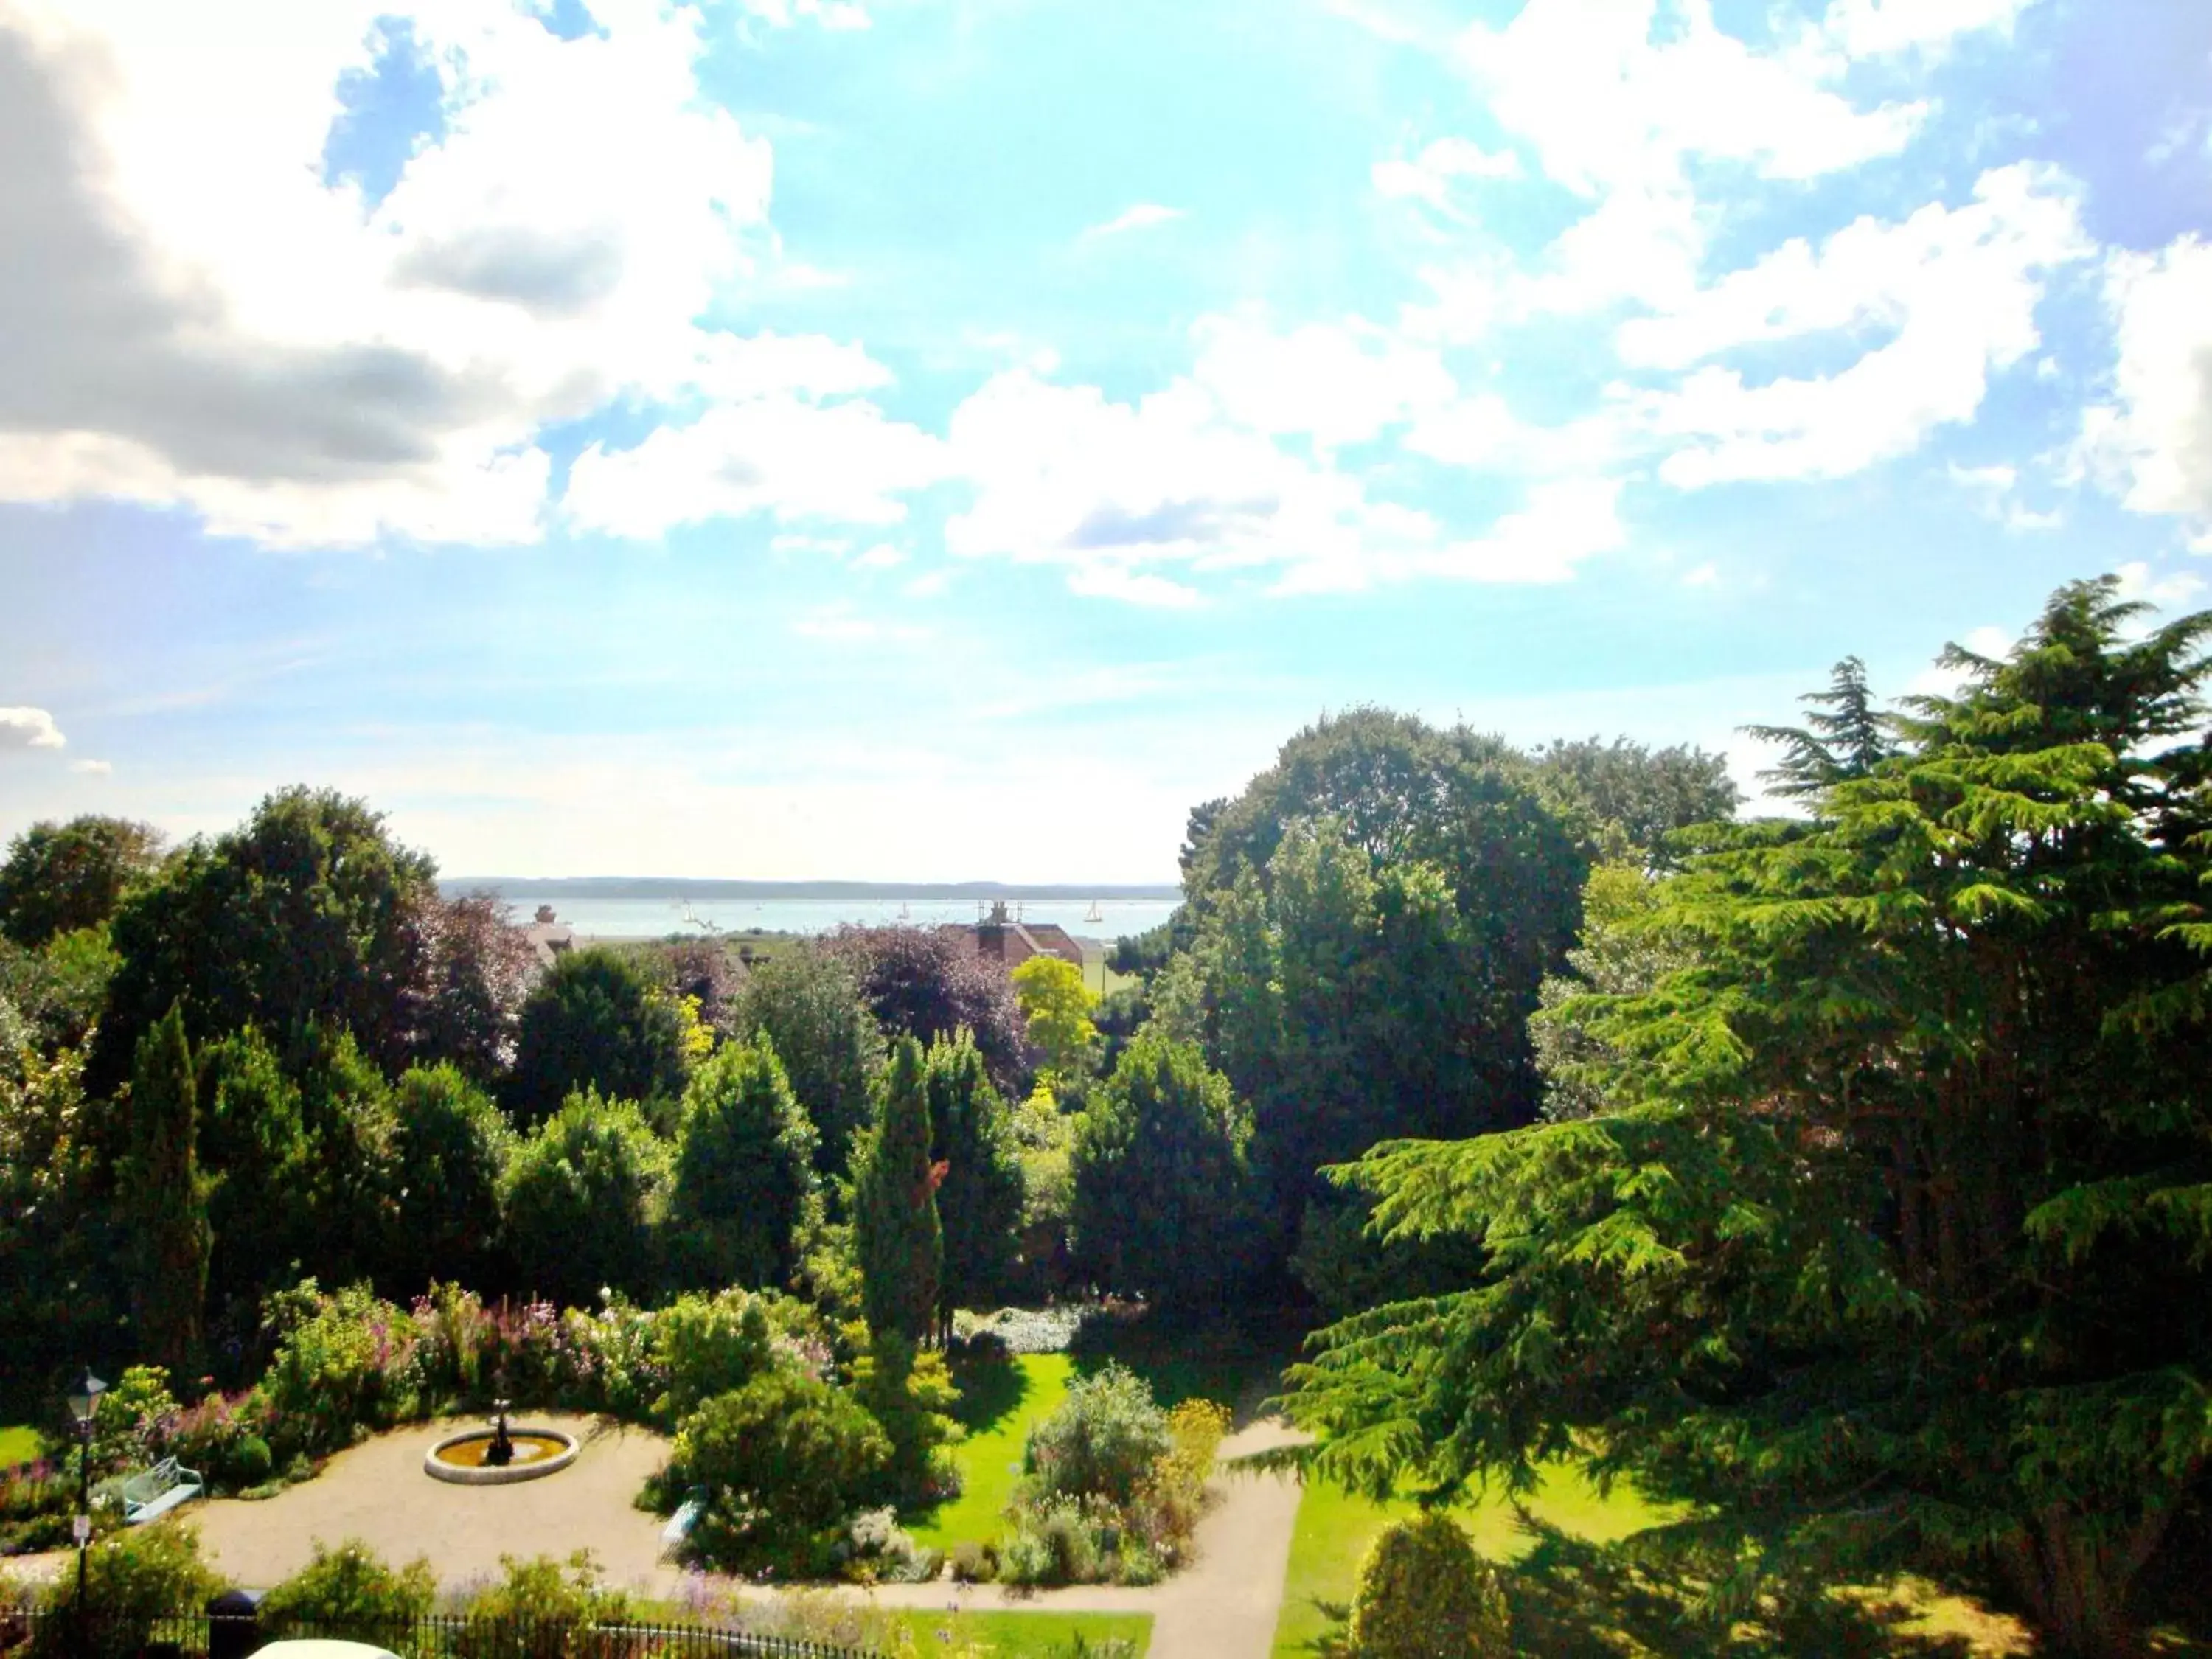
652,1292,776,1425
86,1365,181,1478
260,1538,437,1638
1023,1363,1169,1509
451,1553,636,1659
996,1494,1116,1587
26,1522,226,1659
500,1092,672,1307
838,1506,942,1584
1128,1399,1230,1562
851,1335,961,1505
503,947,691,1130
257,1282,417,1462
948,1540,998,1583
666,1371,891,1576
164,1391,268,1493
1346,1513,1510,1659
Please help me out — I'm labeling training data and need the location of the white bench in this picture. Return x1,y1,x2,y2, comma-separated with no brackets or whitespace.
121,1457,202,1525
659,1494,706,1557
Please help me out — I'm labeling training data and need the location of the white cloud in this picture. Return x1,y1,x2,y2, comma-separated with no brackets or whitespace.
943,366,1451,599
734,0,870,29
0,0,908,548
1815,0,2031,60
2114,560,2207,610
1947,460,2062,532
1681,560,1719,587
564,395,950,537
2079,236,2212,535
1189,311,1455,451
852,543,906,570
1372,136,1521,215
1080,203,1187,240
1457,0,1927,200
68,758,113,775
1626,164,2090,487
790,606,926,642
0,707,66,751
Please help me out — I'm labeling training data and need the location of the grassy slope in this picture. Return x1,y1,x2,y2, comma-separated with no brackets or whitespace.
905,1354,1074,1551
1270,1465,1678,1659
886,1608,1151,1656
0,1426,43,1467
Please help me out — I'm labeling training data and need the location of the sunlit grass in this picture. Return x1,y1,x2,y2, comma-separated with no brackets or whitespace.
886,1607,1151,1656
905,1353,1074,1551
1270,1461,1677,1659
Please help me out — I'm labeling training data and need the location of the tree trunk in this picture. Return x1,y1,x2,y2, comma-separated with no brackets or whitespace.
1995,1505,2168,1659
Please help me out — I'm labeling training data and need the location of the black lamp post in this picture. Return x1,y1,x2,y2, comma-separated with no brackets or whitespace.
66,1369,106,1658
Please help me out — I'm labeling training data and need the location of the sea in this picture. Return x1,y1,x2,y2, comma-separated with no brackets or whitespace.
482,894,1182,943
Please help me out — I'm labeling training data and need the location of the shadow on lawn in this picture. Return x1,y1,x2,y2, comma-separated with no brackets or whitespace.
1066,1313,1297,1427
945,1351,1034,1438
1284,1520,2017,1659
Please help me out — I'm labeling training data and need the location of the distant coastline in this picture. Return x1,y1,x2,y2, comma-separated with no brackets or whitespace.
441,877,1183,902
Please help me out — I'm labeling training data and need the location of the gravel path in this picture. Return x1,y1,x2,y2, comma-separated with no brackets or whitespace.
189,1414,681,1593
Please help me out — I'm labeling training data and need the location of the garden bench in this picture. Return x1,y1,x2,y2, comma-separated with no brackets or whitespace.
658,1492,706,1557
121,1458,202,1525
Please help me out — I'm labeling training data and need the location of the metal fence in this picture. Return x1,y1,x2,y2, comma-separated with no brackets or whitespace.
0,1607,880,1659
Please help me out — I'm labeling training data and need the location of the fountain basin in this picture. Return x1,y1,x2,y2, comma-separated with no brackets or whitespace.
423,1427,579,1485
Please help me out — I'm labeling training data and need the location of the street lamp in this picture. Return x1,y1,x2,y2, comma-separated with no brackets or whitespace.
67,1369,106,1657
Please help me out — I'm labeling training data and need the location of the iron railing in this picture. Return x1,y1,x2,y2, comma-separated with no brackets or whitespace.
0,1607,880,1659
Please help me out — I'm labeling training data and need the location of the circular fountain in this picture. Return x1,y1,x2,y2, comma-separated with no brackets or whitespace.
424,1400,578,1485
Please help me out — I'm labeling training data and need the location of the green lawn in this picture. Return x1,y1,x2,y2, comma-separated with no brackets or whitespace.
887,1608,1151,1656
1270,1463,1680,1659
0,1425,44,1468
905,1354,1075,1551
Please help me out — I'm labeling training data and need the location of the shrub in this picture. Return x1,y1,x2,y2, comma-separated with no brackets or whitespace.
995,1495,1116,1587
164,1391,266,1492
260,1538,437,1638
86,1364,181,1477
26,1522,226,1659
947,1540,998,1583
500,1092,672,1307
1129,1399,1230,1559
504,947,691,1130
1346,1513,1510,1659
257,1282,417,1462
850,1335,961,1506
451,1553,635,1659
1023,1363,1169,1509
652,1291,776,1425
667,1371,890,1576
838,1506,942,1584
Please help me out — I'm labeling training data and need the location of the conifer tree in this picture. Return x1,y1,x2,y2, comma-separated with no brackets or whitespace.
123,1004,212,1372
1285,579,2212,1659
668,1036,818,1290
1742,654,1897,797
925,1032,1023,1343
852,1037,942,1346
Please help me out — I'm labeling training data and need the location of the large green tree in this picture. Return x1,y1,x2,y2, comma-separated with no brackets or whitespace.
1528,736,1740,865
121,1006,212,1371
387,1062,513,1293
1070,1033,1253,1316
1283,580,2212,1658
925,1032,1024,1340
97,788,437,1091
666,1037,818,1290
503,947,691,1130
852,1037,941,1346
733,947,883,1178
0,815,165,949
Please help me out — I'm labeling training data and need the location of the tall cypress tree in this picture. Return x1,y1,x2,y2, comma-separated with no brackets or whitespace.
853,1037,941,1346
926,1032,1024,1344
1742,655,1898,798
123,1004,212,1372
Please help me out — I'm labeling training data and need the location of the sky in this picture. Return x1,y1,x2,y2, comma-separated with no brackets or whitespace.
2,0,2211,883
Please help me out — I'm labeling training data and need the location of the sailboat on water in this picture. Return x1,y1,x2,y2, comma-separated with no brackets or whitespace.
1084,899,1105,924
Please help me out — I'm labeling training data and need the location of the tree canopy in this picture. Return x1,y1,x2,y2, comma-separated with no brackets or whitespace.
667,1036,818,1291
1281,578,2212,1659
826,925,1027,1092
0,816,166,950
852,1036,941,1347
503,946,691,1130
734,947,883,1177
97,787,437,1091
